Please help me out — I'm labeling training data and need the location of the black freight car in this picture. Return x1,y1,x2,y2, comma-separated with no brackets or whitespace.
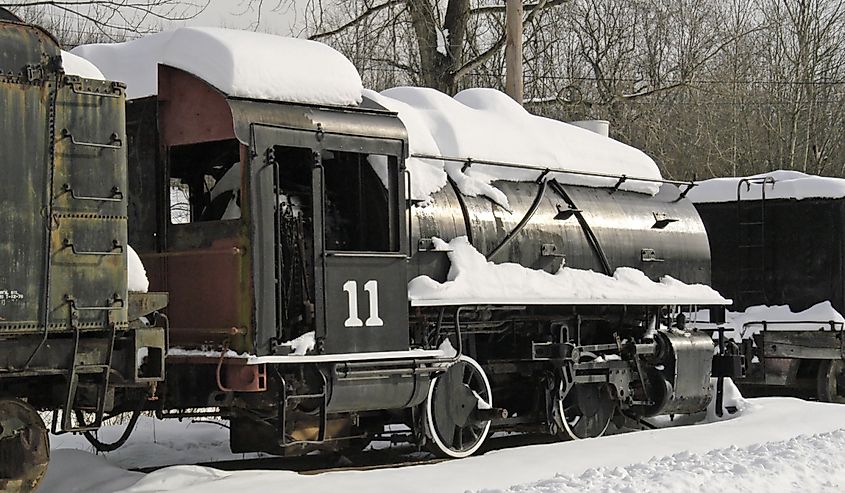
691,171,845,402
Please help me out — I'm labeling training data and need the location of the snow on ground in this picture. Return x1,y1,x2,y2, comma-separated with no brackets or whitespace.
365,87,662,204
697,301,844,342
48,416,265,470
688,170,845,203
72,27,363,105
40,396,845,493
409,236,727,306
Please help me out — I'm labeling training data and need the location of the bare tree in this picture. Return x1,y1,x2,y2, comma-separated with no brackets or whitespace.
3,1,208,44
255,1,570,94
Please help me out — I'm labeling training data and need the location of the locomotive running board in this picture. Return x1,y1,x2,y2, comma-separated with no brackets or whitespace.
410,297,732,306
242,348,449,365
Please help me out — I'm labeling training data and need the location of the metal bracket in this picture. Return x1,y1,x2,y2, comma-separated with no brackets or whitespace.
641,248,664,262
652,212,679,229
610,174,628,193
536,169,551,183
553,203,582,220
68,80,124,98
26,64,43,82
60,128,123,149
541,243,566,259
678,182,696,200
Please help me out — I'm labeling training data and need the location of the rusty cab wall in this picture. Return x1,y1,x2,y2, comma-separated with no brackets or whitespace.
126,65,411,357
127,66,251,353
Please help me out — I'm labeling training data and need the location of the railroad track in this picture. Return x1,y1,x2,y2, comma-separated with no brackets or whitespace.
133,432,561,475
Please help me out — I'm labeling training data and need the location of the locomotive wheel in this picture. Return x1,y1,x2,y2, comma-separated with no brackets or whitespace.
0,398,50,493
554,383,615,440
816,359,845,403
424,355,492,458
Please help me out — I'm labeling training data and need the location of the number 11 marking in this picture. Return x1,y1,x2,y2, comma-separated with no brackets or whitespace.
343,280,384,327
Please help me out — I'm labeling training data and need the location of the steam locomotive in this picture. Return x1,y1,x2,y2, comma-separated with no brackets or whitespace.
0,11,737,491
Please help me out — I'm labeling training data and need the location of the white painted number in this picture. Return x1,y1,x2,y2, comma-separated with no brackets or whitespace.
343,280,384,327
363,280,384,327
342,280,363,327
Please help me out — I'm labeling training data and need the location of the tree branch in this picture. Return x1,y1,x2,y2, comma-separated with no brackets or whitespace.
452,0,568,81
308,0,404,40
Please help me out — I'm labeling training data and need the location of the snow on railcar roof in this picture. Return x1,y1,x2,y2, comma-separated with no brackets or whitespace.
366,87,663,205
60,50,104,80
408,236,728,306
71,27,363,105
688,170,845,203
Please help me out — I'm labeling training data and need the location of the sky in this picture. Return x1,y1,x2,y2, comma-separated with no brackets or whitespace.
163,0,304,35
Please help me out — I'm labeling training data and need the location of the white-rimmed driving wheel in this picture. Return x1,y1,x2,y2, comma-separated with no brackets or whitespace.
553,382,615,440
423,355,492,458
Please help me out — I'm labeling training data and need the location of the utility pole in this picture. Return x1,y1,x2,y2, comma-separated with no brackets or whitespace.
505,0,524,105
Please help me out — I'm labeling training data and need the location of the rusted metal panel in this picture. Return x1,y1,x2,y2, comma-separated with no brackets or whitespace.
0,20,60,76
222,364,267,392
46,76,129,332
1,19,130,340
127,292,169,321
158,66,236,147
0,22,59,334
228,96,408,149
143,237,248,348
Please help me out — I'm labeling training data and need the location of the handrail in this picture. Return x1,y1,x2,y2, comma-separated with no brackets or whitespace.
411,152,695,188
62,183,123,202
60,128,123,149
62,238,123,256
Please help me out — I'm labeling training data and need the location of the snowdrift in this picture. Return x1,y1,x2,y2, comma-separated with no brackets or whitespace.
409,236,728,306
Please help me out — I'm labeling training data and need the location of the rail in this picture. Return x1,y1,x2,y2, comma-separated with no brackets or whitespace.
410,153,697,190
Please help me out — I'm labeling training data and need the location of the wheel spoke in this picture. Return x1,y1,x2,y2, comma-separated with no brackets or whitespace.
556,384,614,440
454,425,463,450
463,365,474,385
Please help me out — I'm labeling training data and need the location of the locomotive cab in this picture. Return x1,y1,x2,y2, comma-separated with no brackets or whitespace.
128,65,413,357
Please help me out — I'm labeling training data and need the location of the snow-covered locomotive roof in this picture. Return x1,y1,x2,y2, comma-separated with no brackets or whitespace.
368,88,663,202
688,170,845,203
71,27,363,105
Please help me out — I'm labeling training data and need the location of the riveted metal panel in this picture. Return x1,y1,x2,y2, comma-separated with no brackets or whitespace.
45,77,129,332
0,78,53,332
0,21,60,334
1,70,128,335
